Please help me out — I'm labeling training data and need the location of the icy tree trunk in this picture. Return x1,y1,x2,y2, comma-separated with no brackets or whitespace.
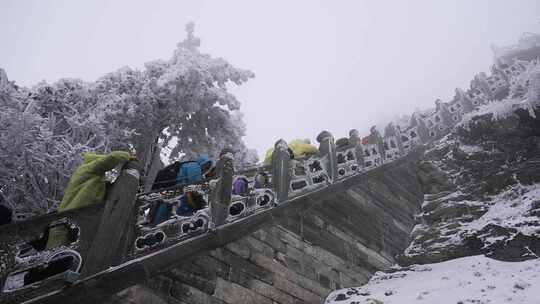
142,144,163,192
136,128,163,192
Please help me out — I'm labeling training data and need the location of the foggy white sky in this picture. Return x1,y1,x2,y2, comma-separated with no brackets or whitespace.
1,0,539,158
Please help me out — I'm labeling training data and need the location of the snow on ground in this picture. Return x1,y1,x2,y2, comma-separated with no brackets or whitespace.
325,255,540,304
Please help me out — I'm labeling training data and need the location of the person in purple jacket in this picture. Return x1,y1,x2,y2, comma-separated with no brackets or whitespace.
232,176,249,196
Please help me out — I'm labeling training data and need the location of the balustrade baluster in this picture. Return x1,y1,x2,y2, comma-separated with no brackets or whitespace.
349,129,364,171
81,160,142,278
317,131,338,182
209,149,235,228
271,139,291,203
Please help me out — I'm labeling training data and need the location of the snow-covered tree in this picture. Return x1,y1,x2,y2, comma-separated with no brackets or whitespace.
91,23,255,189
1,74,72,213
0,22,257,215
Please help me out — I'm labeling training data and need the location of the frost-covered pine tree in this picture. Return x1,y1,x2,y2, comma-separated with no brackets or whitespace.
0,22,257,216
91,22,256,190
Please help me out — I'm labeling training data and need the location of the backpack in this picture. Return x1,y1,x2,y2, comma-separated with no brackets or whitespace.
232,177,249,196
152,159,204,190
177,161,203,185
152,162,182,190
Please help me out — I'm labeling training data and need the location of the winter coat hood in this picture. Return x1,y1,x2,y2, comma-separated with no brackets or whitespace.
47,151,132,249
82,153,105,163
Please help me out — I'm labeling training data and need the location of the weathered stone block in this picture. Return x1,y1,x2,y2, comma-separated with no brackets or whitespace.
272,275,323,304
249,251,331,297
213,277,272,304
103,154,423,304
167,267,217,295
251,228,288,253
225,239,251,259
211,248,274,285
244,235,275,258
170,281,227,304
318,273,331,289
247,279,296,304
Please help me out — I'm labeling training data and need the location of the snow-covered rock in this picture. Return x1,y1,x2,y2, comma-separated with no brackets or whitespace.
325,255,540,304
326,99,540,304
398,101,540,266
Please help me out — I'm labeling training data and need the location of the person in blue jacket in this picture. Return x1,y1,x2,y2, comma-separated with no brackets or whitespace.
151,154,212,225
176,154,213,185
176,188,206,217
174,154,212,218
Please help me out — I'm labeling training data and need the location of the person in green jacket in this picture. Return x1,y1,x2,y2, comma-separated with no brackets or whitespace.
263,139,319,166
46,151,133,249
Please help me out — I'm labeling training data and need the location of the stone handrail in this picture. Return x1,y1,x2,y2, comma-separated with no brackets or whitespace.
0,128,385,303
0,120,437,304
0,160,143,302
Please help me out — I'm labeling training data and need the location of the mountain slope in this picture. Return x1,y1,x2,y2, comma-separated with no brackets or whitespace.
325,255,540,304
326,100,540,304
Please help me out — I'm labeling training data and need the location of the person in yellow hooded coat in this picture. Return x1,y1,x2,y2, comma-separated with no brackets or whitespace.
46,151,133,249
263,139,319,166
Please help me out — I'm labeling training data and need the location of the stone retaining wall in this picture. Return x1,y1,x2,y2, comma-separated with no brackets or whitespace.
110,157,424,304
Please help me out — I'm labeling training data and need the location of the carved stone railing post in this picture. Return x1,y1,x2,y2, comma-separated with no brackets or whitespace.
349,129,364,170
81,160,142,278
317,130,338,182
209,148,235,228
272,139,291,203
